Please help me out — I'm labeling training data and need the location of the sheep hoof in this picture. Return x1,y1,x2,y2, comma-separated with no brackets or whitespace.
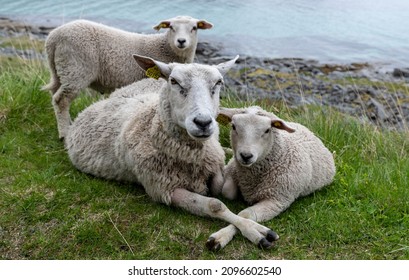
206,237,221,251
266,230,279,242
258,238,274,249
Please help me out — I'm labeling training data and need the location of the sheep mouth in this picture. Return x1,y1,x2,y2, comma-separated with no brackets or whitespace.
238,161,255,167
190,133,212,141
237,157,256,167
188,131,213,141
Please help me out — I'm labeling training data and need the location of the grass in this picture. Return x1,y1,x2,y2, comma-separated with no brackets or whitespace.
1,47,409,260
0,34,45,53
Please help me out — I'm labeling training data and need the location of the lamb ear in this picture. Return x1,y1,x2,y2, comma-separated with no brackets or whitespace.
217,108,233,125
133,54,171,80
271,119,296,133
216,55,239,76
153,20,171,31
217,107,245,125
197,20,213,30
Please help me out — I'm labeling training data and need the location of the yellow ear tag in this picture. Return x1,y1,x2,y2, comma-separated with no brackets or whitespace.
160,23,168,28
146,66,161,80
216,114,231,126
197,22,204,28
273,121,282,128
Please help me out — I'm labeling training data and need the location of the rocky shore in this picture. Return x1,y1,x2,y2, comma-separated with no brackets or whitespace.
2,17,409,130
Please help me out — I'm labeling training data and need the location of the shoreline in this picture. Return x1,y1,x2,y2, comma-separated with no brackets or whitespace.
2,15,408,69
1,16,409,130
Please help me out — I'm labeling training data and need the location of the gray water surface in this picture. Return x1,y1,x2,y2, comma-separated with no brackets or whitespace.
1,0,409,66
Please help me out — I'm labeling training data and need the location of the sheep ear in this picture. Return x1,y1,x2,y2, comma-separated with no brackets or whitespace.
133,54,171,80
217,107,245,125
271,119,296,133
197,20,213,30
217,108,233,125
216,55,239,76
153,21,171,31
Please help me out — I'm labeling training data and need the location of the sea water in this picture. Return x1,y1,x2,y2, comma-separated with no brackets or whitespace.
1,0,409,66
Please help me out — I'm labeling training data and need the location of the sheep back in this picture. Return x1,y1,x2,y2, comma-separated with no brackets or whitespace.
46,20,185,92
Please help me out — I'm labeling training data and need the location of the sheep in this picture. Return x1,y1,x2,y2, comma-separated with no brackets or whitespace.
65,55,280,249
42,16,213,139
206,106,336,250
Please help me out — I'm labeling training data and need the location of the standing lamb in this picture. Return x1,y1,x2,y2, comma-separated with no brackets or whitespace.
42,16,213,139
206,106,336,250
65,55,279,249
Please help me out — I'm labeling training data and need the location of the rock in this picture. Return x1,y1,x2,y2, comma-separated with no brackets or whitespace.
392,68,409,78
328,71,346,79
279,67,292,74
368,97,390,122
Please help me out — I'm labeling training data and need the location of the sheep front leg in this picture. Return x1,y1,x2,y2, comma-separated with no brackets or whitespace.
209,166,224,196
221,175,239,200
206,199,285,251
171,188,277,249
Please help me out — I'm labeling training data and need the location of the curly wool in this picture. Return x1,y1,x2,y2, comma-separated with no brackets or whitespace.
66,80,225,205
225,118,335,206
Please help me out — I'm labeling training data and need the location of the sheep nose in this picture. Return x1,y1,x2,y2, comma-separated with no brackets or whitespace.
193,117,212,130
240,152,254,162
177,38,186,46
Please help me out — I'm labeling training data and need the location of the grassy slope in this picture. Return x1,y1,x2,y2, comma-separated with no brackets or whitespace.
0,56,408,260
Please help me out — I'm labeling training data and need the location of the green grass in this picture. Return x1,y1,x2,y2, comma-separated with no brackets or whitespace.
1,56,408,260
0,34,45,53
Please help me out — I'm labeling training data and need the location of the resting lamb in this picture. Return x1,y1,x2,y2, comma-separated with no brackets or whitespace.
206,106,336,250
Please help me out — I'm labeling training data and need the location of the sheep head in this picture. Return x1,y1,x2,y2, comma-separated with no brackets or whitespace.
133,54,239,141
218,107,295,166
153,16,213,57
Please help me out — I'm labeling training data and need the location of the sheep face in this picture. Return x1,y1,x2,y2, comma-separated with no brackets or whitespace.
167,64,223,141
153,16,213,55
230,114,275,166
218,107,296,167
133,54,239,142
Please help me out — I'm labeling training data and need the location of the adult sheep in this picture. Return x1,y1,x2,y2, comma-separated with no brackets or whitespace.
65,55,279,249
42,16,213,139
207,106,336,250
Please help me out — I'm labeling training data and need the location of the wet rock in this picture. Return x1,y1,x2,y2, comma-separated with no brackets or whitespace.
392,68,409,78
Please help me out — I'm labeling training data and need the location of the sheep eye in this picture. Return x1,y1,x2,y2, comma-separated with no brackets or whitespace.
215,79,223,86
232,124,236,131
170,78,185,95
264,128,271,134
170,78,178,85
169,26,175,32
211,80,223,95
192,26,197,32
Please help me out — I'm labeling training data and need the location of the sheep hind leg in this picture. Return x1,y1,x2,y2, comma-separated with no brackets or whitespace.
52,85,80,140
207,200,284,251
171,188,277,251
